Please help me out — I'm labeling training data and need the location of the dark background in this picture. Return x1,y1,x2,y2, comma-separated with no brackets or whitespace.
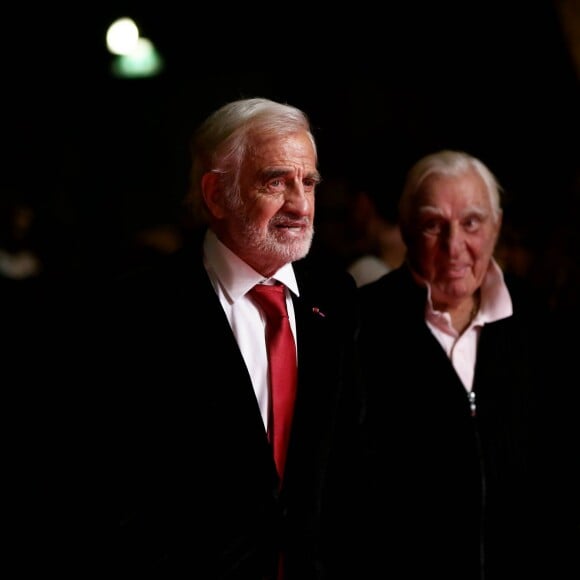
3,1,579,310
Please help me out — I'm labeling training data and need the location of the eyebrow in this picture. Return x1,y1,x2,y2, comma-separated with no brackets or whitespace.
261,167,322,183
417,205,489,218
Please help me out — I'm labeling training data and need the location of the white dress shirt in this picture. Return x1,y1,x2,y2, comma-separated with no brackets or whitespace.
203,229,300,430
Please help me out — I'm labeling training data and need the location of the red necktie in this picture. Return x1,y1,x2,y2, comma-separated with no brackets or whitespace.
249,283,297,481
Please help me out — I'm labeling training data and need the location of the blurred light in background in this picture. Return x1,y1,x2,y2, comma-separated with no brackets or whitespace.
106,17,139,55
106,17,163,79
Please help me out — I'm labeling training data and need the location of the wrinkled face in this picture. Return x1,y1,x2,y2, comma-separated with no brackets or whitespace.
405,168,501,308
222,130,319,277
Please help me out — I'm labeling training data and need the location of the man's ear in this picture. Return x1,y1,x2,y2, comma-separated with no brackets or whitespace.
201,171,226,219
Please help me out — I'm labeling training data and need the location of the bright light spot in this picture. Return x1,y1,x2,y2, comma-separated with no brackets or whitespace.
106,17,140,55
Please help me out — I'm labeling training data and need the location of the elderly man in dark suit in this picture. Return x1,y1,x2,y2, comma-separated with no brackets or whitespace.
116,98,366,579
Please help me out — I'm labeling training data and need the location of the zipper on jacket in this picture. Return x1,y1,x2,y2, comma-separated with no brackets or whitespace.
468,389,486,580
468,391,477,417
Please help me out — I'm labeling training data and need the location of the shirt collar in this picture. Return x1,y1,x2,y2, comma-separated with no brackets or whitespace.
203,229,299,304
477,258,513,322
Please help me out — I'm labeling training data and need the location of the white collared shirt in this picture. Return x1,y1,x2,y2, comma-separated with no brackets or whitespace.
203,229,299,430
423,259,513,392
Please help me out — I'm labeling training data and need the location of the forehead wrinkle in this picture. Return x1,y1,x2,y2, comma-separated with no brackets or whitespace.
260,165,320,181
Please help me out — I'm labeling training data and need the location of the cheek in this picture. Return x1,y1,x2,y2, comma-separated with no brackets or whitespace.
471,236,496,260
248,197,282,223
469,239,496,278
416,242,438,274
419,237,439,259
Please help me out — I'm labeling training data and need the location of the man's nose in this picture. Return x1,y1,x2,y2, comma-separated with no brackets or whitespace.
284,182,310,215
445,222,464,254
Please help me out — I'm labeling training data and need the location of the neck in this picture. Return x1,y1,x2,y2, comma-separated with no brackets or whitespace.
448,291,480,334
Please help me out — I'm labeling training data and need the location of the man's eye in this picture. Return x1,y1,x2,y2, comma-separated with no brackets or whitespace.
263,179,286,192
463,216,482,231
421,220,441,234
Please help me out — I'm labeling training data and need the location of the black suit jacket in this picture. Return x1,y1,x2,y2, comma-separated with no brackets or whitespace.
356,264,579,580
116,237,365,579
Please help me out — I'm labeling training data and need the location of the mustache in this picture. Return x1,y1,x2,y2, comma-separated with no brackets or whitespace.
270,215,311,228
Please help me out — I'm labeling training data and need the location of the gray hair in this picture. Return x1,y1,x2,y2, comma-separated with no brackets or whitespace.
186,97,317,224
398,149,503,231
